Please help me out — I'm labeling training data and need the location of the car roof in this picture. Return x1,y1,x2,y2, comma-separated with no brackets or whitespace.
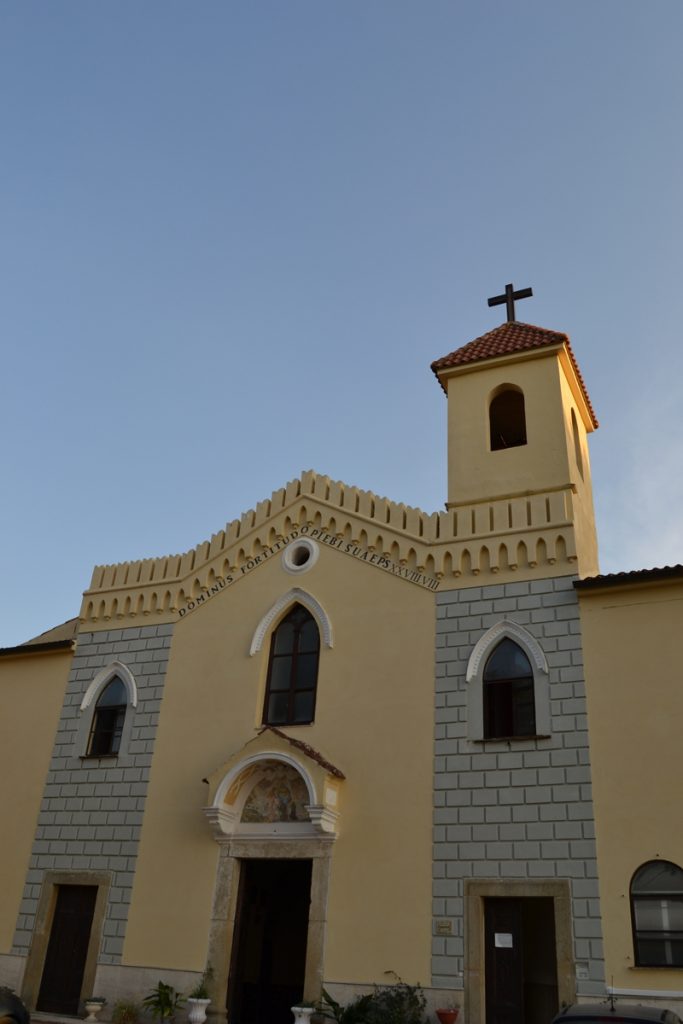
554,1004,681,1023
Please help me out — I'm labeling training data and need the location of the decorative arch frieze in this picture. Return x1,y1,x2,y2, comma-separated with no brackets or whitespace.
78,471,587,629
249,588,333,656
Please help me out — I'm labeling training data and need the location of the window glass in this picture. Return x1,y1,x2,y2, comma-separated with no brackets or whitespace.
483,640,536,739
87,677,127,756
631,860,683,967
263,604,320,726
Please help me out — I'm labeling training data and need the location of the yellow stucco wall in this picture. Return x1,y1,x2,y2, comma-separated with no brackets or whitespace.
123,540,434,986
445,351,573,507
0,650,72,952
579,577,683,991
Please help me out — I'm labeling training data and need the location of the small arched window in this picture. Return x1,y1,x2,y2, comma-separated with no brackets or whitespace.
86,676,127,756
490,387,527,451
263,603,320,726
483,638,536,739
631,860,683,967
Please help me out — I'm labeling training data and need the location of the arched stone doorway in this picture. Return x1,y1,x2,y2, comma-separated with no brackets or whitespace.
203,731,344,1024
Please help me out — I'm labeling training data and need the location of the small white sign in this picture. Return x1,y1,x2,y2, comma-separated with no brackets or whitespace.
494,933,513,948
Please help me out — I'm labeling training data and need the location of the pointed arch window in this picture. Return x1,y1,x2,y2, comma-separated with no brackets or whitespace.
86,675,127,756
263,603,320,726
490,387,527,450
483,638,536,739
631,860,683,967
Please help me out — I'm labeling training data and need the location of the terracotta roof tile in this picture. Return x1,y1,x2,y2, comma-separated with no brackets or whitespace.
260,725,346,779
431,321,598,428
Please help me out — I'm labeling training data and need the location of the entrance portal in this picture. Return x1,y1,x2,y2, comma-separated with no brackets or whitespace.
37,884,98,1015
228,859,312,1024
484,897,558,1024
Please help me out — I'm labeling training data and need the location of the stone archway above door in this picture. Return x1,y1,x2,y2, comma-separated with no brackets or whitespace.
204,726,345,839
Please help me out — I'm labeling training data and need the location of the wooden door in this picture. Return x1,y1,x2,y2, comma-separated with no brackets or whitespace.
37,885,98,1015
485,898,524,1024
228,860,312,1024
484,897,558,1024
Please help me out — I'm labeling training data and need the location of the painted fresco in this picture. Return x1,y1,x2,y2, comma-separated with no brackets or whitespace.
241,763,308,823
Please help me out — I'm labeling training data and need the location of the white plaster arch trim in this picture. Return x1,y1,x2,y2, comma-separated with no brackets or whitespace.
466,619,549,683
249,588,333,656
80,660,138,711
212,751,317,811
465,619,551,741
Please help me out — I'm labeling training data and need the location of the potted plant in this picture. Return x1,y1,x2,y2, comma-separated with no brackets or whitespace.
187,967,213,1024
291,1000,317,1024
84,997,107,1023
142,982,184,1024
112,1001,141,1024
435,1003,459,1024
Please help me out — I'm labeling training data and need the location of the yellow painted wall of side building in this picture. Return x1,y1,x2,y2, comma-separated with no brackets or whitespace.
579,575,683,992
0,649,73,953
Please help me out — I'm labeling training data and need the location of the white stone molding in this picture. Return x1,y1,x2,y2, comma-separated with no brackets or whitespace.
212,751,317,816
207,751,342,839
466,619,548,683
249,588,333,655
465,618,550,741
306,805,339,834
282,538,320,575
80,660,138,710
204,806,238,840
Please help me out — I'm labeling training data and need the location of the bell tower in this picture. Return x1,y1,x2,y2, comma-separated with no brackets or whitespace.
431,311,600,578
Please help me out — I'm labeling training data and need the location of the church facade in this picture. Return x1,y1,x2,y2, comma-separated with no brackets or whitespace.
1,313,681,1024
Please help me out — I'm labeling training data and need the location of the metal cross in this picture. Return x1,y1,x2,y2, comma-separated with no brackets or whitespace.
487,282,533,323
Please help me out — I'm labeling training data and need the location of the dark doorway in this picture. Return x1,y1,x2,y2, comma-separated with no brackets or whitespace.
484,897,558,1024
228,859,312,1024
37,884,98,1015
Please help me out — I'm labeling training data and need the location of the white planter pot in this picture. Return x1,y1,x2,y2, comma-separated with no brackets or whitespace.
84,1002,105,1023
187,998,211,1024
291,1007,315,1024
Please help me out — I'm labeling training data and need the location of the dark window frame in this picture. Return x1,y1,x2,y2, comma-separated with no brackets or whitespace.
483,638,536,740
86,676,127,757
262,604,320,726
631,860,683,968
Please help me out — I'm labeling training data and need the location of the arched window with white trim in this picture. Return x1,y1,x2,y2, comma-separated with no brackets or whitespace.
87,676,127,756
262,603,320,726
466,621,550,742
78,661,138,761
631,860,683,967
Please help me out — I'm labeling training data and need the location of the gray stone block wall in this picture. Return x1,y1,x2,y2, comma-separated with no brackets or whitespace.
432,577,604,997
12,624,173,963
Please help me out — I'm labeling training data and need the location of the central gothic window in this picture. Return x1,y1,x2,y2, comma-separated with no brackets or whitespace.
263,603,320,726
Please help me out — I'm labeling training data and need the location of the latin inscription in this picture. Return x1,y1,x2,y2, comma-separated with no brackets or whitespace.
178,525,439,618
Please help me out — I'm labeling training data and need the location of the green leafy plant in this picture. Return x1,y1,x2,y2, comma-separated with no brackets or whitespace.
188,965,213,1001
112,1000,141,1024
318,989,375,1024
369,975,426,1024
142,982,184,1021
318,978,426,1024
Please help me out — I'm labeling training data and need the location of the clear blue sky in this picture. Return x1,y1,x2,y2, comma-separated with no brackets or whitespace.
2,1,682,645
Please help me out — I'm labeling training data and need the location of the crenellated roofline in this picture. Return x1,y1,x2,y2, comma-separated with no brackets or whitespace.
79,469,586,630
